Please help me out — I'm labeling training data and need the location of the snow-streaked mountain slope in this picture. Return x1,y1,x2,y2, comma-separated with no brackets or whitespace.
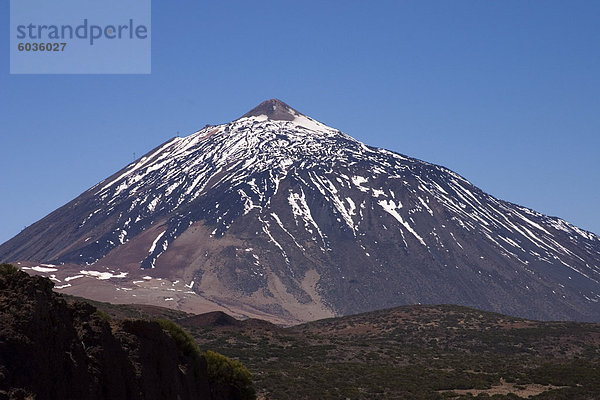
2,99,599,323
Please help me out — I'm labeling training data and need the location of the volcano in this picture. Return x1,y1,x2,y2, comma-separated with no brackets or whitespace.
2,99,599,324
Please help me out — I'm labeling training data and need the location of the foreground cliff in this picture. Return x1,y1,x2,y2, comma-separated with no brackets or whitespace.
0,264,254,400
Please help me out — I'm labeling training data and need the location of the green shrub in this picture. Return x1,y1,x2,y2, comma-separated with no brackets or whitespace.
0,263,20,277
156,318,255,398
93,309,111,322
204,349,256,400
155,318,204,376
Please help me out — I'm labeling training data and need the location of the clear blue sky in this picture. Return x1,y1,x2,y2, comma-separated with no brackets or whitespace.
1,0,599,245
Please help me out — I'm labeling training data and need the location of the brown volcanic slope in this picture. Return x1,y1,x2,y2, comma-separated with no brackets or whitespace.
1,99,600,325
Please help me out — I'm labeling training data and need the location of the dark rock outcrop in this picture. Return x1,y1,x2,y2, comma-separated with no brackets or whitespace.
0,264,240,400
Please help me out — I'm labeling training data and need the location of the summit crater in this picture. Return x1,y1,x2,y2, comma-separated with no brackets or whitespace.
240,98,299,121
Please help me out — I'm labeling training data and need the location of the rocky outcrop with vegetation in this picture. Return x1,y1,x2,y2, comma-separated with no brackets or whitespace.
0,264,254,400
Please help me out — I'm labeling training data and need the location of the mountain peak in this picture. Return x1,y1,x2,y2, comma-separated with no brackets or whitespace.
2,99,600,325
240,99,301,121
